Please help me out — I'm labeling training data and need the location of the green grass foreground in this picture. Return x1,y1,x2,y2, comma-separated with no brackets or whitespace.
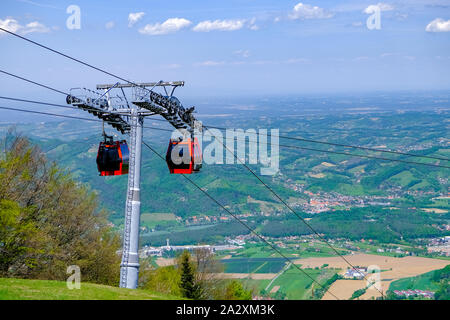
0,278,182,300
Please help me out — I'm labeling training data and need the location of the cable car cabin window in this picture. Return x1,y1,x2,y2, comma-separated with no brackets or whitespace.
98,146,120,171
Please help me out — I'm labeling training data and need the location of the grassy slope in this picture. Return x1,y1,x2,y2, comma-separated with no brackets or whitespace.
263,266,337,300
388,270,441,292
0,278,181,300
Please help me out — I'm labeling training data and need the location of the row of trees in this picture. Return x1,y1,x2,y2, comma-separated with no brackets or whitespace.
433,265,450,300
141,221,252,246
0,132,120,285
260,207,446,242
139,249,252,300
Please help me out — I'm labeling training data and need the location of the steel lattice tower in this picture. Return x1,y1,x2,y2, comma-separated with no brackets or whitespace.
120,108,143,288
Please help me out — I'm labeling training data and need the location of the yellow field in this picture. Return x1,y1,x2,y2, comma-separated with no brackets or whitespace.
309,173,325,178
321,162,336,167
155,257,175,266
422,208,448,214
294,253,449,300
322,280,367,300
270,285,280,293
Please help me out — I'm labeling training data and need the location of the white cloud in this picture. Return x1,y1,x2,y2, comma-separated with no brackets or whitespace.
139,18,192,35
128,12,145,27
194,57,310,67
17,0,59,9
105,21,115,29
0,18,22,33
380,52,397,58
194,60,252,67
193,19,246,32
289,3,334,20
193,18,260,32
0,17,50,36
252,58,309,65
21,21,50,34
233,49,250,58
194,60,225,67
379,53,416,61
426,18,450,32
364,3,394,14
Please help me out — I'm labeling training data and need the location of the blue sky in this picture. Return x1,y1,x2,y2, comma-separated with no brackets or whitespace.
0,0,449,101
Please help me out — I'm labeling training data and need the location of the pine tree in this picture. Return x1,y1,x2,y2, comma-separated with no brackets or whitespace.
179,250,202,299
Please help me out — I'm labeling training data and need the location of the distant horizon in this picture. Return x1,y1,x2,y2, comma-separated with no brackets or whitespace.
1,89,448,123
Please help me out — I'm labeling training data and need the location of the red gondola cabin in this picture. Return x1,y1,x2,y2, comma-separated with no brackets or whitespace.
166,138,202,174
96,140,129,176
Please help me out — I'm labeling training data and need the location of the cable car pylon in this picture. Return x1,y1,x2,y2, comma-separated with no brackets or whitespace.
121,108,143,289
66,81,202,289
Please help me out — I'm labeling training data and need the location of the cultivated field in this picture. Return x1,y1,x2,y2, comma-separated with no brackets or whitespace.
294,254,450,300
222,258,286,274
211,273,277,280
422,208,448,214
155,257,176,267
322,280,367,300
140,213,178,228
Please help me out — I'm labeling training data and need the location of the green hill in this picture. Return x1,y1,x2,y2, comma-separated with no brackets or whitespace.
388,270,441,292
0,278,181,300
389,265,450,293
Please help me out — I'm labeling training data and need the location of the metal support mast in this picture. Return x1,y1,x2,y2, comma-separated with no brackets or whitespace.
120,108,143,289
68,80,197,289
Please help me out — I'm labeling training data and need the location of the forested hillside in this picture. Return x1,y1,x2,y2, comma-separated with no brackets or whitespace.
0,132,120,285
